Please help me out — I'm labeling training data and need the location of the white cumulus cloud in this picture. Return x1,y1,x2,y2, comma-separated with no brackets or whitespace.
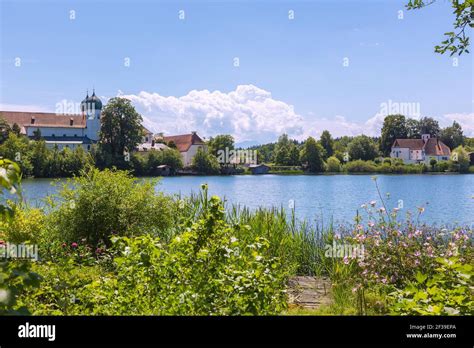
117,85,474,143
119,85,304,143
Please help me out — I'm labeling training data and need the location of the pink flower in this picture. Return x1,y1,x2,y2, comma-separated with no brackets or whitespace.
71,242,78,248
61,243,67,248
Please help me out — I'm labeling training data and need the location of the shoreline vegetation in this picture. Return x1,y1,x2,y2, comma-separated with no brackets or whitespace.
1,162,472,316
1,110,474,179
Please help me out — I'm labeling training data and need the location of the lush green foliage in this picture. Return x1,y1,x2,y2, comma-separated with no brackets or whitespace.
192,148,220,174
325,156,342,172
406,0,472,55
0,134,93,178
130,148,183,176
300,137,325,173
348,135,379,161
47,168,174,248
388,257,473,315
98,97,144,168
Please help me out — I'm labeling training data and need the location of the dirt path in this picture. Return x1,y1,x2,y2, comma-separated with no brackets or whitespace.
288,276,332,309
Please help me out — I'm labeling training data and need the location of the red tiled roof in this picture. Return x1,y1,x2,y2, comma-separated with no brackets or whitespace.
0,111,86,128
392,137,451,156
423,138,451,156
163,133,205,152
392,139,424,150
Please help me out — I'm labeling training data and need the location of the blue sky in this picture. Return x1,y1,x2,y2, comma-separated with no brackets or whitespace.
1,0,472,143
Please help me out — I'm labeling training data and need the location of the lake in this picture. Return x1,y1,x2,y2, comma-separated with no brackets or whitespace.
17,174,474,228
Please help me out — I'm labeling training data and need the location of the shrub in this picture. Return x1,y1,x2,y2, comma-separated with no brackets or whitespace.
192,148,220,174
0,260,41,315
80,192,288,315
436,160,449,172
0,206,46,244
388,257,473,315
451,146,470,173
344,160,377,173
325,156,342,172
47,168,174,248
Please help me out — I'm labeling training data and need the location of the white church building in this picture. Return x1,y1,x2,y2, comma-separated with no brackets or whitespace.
0,91,103,151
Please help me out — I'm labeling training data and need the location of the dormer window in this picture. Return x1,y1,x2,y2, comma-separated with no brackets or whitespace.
70,118,74,126
31,116,35,124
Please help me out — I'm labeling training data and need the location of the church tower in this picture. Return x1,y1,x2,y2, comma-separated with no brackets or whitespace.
80,89,102,141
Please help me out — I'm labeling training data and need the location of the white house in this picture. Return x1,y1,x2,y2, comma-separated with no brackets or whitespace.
161,132,207,167
136,127,170,152
391,134,451,164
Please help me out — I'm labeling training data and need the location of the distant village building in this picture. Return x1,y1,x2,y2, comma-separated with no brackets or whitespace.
156,164,172,176
390,134,451,164
249,164,270,174
160,131,207,167
136,127,169,152
0,91,102,151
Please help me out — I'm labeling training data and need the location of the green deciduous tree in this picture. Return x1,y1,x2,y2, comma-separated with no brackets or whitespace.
406,0,473,55
348,135,379,161
380,115,408,156
192,148,220,174
208,135,235,157
320,130,334,158
439,121,464,149
299,137,325,173
99,97,144,168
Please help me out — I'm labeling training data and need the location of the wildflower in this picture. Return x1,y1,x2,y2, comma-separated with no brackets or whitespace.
343,256,350,265
417,207,425,214
368,222,374,228
61,242,67,248
352,285,361,293
379,207,385,213
71,242,78,248
370,200,376,207
414,230,422,237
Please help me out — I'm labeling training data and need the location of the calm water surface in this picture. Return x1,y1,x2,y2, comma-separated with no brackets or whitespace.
19,174,474,227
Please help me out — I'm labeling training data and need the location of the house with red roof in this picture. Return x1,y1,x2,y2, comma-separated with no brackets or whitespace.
390,134,451,164
158,131,207,167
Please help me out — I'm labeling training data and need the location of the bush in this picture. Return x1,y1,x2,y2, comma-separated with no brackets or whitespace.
75,192,288,315
436,160,449,172
47,168,174,248
325,156,341,172
192,148,220,174
0,206,46,244
0,260,41,315
344,160,377,173
388,257,473,315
